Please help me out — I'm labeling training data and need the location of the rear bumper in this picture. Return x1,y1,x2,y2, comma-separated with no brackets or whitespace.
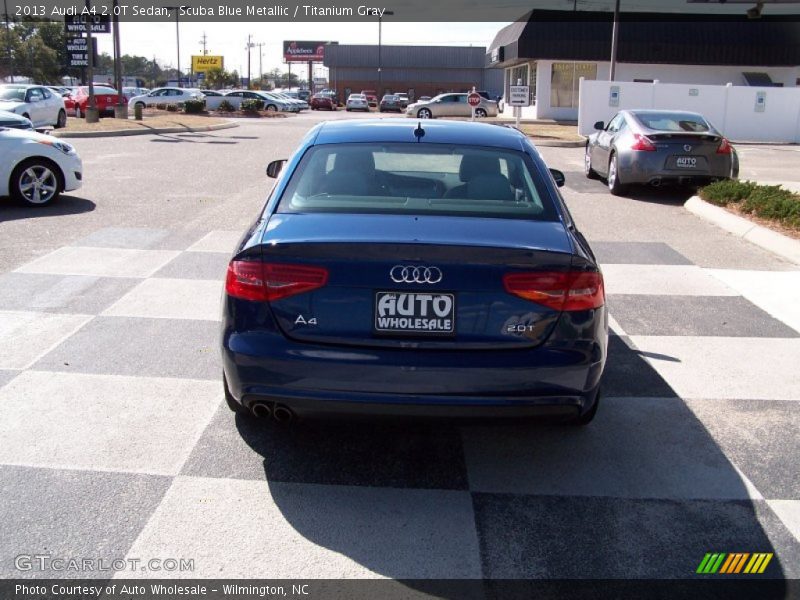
618,152,734,185
222,308,607,419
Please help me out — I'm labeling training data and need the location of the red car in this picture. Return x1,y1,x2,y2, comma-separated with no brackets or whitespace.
310,93,337,111
64,86,122,117
361,90,378,108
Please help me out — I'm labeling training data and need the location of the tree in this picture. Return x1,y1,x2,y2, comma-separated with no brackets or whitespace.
203,66,238,89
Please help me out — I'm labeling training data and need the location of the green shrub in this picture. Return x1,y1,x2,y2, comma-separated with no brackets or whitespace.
165,104,179,112
183,99,205,114
699,180,800,231
217,100,235,112
240,98,265,113
699,179,757,206
155,102,167,110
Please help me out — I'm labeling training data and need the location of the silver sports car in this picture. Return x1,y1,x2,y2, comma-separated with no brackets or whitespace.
585,109,739,195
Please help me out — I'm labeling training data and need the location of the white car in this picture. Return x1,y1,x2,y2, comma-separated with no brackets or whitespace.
0,85,67,129
122,87,150,101
0,128,82,206
127,87,204,109
346,93,369,112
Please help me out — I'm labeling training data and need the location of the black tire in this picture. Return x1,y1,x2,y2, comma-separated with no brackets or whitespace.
474,108,487,118
135,102,145,111
55,109,67,129
570,386,601,426
417,108,432,119
9,158,63,206
22,113,31,121
223,374,246,414
584,144,598,179
607,153,626,196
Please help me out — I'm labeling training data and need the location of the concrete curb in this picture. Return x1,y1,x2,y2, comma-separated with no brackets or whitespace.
685,195,800,265
51,121,238,139
530,138,585,148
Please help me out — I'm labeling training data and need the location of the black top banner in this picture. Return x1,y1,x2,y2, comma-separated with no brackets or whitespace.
7,0,800,22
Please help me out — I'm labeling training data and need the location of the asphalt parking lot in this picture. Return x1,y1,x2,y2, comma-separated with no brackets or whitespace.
1,111,799,584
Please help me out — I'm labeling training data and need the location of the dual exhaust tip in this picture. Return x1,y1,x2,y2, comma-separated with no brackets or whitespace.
250,402,294,423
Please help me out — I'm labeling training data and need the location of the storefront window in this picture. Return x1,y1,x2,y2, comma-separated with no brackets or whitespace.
550,62,597,108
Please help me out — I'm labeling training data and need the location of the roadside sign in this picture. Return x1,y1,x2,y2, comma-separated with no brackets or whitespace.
467,92,482,107
65,14,111,34
65,37,92,68
508,85,530,107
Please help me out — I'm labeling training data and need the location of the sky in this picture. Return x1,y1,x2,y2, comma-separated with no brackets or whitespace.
93,22,508,78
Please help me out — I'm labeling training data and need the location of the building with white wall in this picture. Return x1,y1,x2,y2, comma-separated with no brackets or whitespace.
486,10,800,121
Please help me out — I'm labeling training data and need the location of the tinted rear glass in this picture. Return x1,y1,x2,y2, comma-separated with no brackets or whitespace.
277,143,558,222
634,112,710,132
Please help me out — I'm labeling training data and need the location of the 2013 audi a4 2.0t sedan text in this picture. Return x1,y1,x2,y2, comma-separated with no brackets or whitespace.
221,119,608,424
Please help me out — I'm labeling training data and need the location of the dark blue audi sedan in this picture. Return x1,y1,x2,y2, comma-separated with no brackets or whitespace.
221,119,607,424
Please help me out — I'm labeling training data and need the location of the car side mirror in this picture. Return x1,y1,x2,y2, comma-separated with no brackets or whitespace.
266,159,286,179
593,121,605,131
549,168,566,188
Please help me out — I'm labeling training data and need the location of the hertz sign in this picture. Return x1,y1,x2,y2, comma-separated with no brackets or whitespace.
192,55,224,73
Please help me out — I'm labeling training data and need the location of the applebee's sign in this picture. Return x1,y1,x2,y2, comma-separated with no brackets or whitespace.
283,41,328,62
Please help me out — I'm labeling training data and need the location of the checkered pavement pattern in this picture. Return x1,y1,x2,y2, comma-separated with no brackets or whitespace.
1,227,799,580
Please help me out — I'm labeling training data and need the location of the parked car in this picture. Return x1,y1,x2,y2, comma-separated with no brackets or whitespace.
254,91,300,113
346,93,369,112
0,109,33,130
0,85,67,129
1,127,82,206
418,96,432,102
196,89,225,110
406,93,498,119
379,94,404,113
273,92,308,111
127,87,203,110
585,109,739,195
310,93,337,111
122,86,150,101
394,93,409,108
64,86,123,117
221,119,607,425
361,90,378,107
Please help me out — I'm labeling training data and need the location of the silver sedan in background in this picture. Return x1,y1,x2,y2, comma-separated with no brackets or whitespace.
585,109,739,195
406,93,498,119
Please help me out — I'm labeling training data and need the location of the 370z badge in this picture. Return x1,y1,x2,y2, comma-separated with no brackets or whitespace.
374,292,455,335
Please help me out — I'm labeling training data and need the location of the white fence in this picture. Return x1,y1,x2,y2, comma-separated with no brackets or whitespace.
578,79,800,143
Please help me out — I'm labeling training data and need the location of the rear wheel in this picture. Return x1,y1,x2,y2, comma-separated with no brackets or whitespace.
266,104,277,112
607,153,626,196
570,386,601,426
135,102,145,110
474,108,487,118
55,109,67,129
223,374,246,414
417,108,432,119
584,145,598,179
10,159,62,206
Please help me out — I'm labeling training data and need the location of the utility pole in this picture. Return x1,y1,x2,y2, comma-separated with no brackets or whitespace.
84,0,98,122
3,0,13,83
255,41,265,83
377,11,394,95
199,32,208,55
245,35,253,89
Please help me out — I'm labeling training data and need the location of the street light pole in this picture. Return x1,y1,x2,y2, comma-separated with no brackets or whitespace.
255,42,265,83
377,10,394,95
245,35,253,89
3,0,13,83
164,6,185,86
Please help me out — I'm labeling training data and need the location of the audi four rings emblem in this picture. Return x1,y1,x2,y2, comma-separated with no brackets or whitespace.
390,265,443,284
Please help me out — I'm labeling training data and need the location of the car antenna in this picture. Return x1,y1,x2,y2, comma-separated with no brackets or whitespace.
413,122,425,142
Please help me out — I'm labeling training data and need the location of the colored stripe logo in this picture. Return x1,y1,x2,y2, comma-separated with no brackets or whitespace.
697,552,773,574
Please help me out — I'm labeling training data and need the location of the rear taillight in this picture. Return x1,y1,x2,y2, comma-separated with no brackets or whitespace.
716,137,733,155
225,261,328,302
631,133,657,151
503,271,605,312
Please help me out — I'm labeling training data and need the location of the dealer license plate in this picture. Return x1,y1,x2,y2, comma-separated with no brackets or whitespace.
374,292,455,336
675,156,698,168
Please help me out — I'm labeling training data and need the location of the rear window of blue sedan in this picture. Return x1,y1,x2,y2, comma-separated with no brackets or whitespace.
277,143,559,221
